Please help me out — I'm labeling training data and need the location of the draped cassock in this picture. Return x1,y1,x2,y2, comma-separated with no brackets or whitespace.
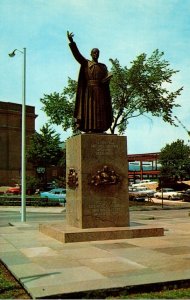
69,41,113,133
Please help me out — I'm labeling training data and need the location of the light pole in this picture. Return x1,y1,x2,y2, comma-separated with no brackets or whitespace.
9,48,26,222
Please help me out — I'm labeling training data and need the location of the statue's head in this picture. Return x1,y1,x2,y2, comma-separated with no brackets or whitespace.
91,48,100,61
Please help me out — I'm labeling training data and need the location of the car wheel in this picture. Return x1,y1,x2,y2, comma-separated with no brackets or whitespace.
168,196,172,200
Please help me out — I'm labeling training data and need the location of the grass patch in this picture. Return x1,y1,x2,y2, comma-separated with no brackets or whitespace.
0,260,30,299
110,287,190,298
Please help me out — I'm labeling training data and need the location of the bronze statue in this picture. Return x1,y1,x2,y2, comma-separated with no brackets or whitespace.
67,31,113,133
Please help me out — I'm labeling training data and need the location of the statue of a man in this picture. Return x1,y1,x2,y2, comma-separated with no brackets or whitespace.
67,31,113,133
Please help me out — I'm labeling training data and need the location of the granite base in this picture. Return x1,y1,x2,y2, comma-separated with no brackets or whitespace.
39,223,164,243
66,134,129,229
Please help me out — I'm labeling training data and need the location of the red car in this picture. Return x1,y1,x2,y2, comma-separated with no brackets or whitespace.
6,185,21,195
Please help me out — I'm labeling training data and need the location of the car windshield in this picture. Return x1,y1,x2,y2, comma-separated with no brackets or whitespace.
162,188,174,192
136,187,148,191
49,189,66,194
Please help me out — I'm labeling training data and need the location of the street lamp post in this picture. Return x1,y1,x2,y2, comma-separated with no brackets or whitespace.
9,48,26,222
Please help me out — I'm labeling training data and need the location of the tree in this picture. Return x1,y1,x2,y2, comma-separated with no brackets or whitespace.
26,175,41,194
41,78,77,133
41,49,183,135
159,139,190,181
109,50,182,134
27,124,64,185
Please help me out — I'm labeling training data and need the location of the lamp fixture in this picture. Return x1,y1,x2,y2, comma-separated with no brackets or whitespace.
8,49,23,57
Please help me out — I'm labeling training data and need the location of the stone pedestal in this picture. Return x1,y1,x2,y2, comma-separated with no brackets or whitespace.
66,134,129,229
40,134,164,243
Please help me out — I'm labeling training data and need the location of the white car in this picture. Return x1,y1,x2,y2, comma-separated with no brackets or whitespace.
154,188,182,200
131,180,157,187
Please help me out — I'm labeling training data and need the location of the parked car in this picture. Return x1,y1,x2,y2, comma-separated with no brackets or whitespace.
131,180,157,187
6,185,21,195
40,188,66,205
129,186,155,201
154,188,182,200
182,189,190,202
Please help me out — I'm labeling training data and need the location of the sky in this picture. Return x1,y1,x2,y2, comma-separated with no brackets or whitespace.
0,0,190,154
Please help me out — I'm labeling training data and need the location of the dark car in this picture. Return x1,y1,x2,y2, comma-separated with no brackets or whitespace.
182,189,190,202
128,186,155,202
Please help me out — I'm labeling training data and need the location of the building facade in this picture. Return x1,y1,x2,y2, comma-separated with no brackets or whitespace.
128,152,160,182
0,101,36,185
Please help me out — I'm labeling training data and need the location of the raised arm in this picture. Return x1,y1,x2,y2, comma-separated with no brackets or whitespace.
67,31,86,65
67,31,74,43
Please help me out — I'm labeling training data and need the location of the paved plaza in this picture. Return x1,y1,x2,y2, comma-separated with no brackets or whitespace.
1,204,190,298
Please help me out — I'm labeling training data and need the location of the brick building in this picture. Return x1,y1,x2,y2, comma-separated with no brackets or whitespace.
0,101,36,185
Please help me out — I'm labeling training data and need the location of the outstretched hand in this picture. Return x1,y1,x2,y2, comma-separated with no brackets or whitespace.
67,31,74,42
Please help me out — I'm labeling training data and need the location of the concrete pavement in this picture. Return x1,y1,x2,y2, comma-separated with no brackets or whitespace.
1,203,190,298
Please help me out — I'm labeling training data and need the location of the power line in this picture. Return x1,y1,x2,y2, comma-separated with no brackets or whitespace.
174,115,190,137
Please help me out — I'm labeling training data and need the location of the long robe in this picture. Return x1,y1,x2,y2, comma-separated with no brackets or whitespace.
69,41,113,133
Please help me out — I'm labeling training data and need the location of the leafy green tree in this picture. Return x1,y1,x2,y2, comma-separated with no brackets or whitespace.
41,49,183,134
41,78,77,133
26,175,40,194
27,124,64,185
159,139,190,181
109,50,182,134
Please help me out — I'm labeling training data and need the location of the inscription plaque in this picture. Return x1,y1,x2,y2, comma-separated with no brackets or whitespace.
91,141,119,156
